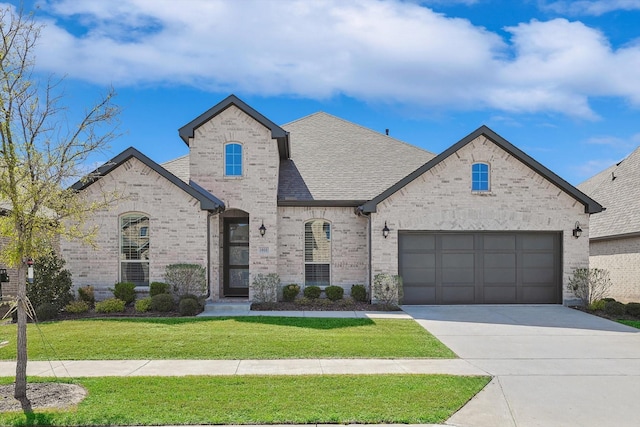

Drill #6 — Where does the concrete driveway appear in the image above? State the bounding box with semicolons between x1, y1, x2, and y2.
402;305;640;427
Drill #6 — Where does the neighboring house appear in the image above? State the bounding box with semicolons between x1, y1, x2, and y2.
578;146;640;302
61;95;603;305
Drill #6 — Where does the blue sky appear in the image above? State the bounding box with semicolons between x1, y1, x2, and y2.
10;0;640;185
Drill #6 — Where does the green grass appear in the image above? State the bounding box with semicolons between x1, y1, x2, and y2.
0;375;490;426
618;320;640;329
0;317;455;359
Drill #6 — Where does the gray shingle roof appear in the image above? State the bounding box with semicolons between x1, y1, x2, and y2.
577;146;640;239
162;155;189;183
278;112;435;202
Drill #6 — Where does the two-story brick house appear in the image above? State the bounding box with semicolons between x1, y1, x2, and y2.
62;95;602;305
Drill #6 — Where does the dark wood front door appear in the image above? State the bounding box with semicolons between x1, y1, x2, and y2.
223;218;250;297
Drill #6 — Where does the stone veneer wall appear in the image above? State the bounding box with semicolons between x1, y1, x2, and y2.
369;135;590;304
590;236;640;303
277;206;369;292
187;105;280;300
60;157;209;300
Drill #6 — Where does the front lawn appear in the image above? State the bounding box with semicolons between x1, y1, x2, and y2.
618;320;640;329
0;375;490;426
0;317;455;359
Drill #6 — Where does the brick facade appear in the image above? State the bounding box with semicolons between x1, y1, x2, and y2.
277;206;369;291
61;157;209;300
369;135;590;304
590;236;640;302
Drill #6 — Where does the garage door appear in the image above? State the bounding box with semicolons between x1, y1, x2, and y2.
399;232;561;304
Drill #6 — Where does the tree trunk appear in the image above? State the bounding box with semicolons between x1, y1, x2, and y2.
14;263;27;400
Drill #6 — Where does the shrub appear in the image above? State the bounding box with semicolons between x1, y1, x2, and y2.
35;303;59;321
604;300;626;316
135;297;152;313
179;298;201;316
350;284;367;302
602;297;617;302
625;302;640;317
282;284;300;302
78;285;95;308
179;294;204;310
372;273;402;308
303;285;321;299
150;282;170;297
251;273;280;303
95;298;125;314
111;282;137;305
151;293;174;312
64;300;89;314
27;250;73;313
164;264;207;298
587;299;606;311
325;285;344;301
567;268;612;306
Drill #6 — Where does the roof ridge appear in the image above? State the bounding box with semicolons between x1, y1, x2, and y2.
283;111;436;156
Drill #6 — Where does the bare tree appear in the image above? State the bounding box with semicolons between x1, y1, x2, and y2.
567;268;613;307
0;6;120;400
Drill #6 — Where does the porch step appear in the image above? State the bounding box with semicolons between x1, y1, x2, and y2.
199;301;251;316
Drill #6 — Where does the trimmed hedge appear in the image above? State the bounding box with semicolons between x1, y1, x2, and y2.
325;285;344;301
351;284;367;302
151;293;174;312
303;285;321;299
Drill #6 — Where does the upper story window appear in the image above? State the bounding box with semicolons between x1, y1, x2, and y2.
471;162;490;192
225;143;243;176
120;213;149;286
304;219;331;287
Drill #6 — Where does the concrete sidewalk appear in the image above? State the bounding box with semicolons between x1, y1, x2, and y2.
0;358;485;377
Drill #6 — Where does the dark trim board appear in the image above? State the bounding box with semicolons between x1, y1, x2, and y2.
399;230;563;305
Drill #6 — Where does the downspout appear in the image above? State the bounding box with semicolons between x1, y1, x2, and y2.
356;205;372;303
206;211;212;301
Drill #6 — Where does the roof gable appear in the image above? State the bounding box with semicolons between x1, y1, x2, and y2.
361;125;603;214
578;145;640;239
72;147;224;212
178;94;290;159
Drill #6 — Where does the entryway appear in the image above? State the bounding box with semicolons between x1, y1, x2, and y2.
223;216;249;297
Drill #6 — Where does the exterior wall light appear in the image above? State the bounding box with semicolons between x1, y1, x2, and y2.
259;221;266;237
382;221;390;239
572;221;582;238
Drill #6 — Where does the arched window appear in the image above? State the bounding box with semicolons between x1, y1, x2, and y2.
304;219;331;286
120;213;149;286
225;143;243;176
471;162;490;191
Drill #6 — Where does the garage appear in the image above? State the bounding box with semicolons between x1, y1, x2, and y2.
399;232;562;305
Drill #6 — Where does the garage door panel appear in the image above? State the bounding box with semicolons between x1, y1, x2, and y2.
399;232;561;305
442;253;474;268
484;253;516;268
484;268;516;284
400;234;435;251
401;253;436;268
522;268;555;284
403;285;436;304
521;286;557;303
522;234;555;250
441;286;475;304
402;268;436;284
441;234;474;250
442;268;475;284
484;235;516;250
484;286;517;304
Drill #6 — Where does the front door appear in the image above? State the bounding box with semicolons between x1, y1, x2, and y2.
223;218;250;297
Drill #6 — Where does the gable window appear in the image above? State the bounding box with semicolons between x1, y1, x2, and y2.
225;143;242;176
120;213;150;286
472;162;490;191
305;220;331;286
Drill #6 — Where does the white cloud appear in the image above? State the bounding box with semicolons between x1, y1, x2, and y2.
19;0;640;119
542;0;640;16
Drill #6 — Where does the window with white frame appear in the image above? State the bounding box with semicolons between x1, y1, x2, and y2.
304;219;331;286
120;213;149;286
225;143;242;176
471;162;490;191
